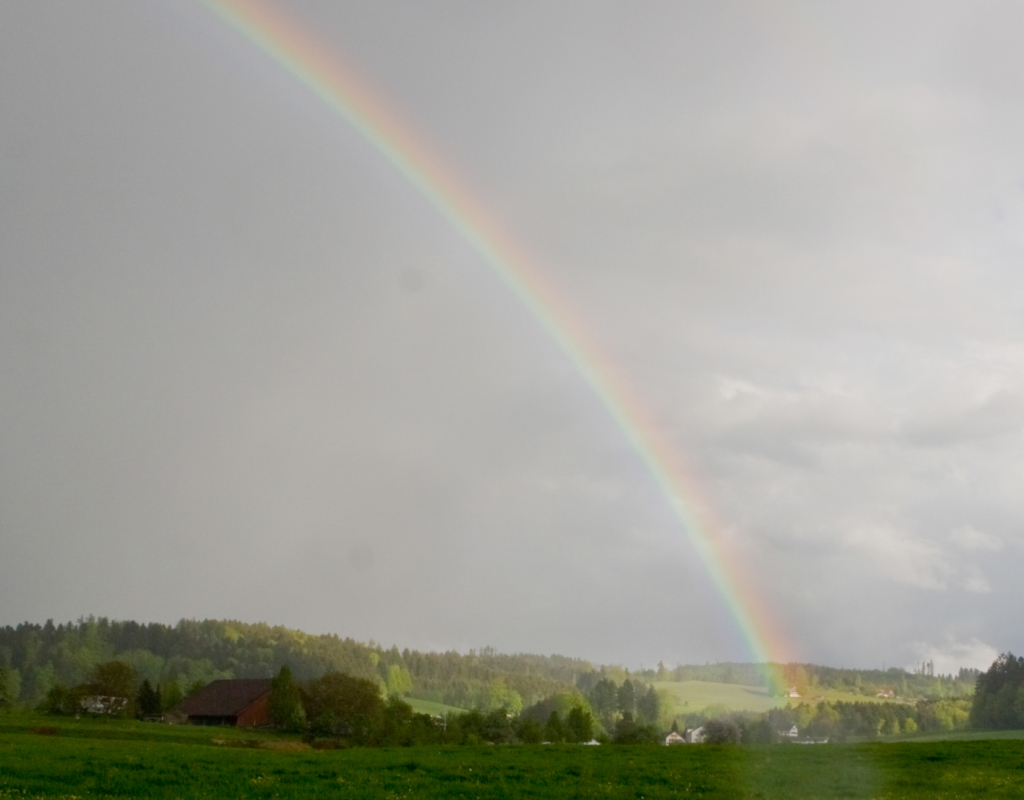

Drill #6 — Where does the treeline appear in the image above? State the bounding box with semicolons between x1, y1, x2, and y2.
970;652;1024;729
0;616;978;714
23;657;973;748
681;698;972;744
30;660;650;747
19;647;1020;746
272;666;652;745
15;649;1019;747
0;618;584;712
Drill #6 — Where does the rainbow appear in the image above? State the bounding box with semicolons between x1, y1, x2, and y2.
196;0;792;671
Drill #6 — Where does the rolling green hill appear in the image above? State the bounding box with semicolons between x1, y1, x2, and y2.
655;680;908;717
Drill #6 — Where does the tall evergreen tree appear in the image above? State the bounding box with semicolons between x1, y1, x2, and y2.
616;679;636;716
137;679;161;718
590;678;617;720
269;665;306;732
637;685;660;724
543;710;564;743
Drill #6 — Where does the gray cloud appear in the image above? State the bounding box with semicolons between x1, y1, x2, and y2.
2;1;1023;672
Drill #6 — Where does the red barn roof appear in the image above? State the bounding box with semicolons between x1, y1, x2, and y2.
175;679;272;718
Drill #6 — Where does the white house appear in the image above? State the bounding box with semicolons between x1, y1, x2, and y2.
665;731;685;745
685;726;706;744
82;695;131;716
778;725;799;739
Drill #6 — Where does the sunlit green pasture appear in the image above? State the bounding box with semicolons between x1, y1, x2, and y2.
3;716;1024;799
0;713;299;746
403;697;464;718
888;728;1024;743
654;680;905;717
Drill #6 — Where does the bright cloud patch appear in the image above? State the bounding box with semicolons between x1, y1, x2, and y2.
845;524;953;591
949;527;1004;553
908;637;1000;675
961;567;992;594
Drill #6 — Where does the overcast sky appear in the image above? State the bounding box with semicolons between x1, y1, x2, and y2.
3;1;1023;674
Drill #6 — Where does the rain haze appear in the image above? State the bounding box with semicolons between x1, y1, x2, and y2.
2;1;1023;675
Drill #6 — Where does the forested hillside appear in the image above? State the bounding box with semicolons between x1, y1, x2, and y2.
0;617;975;712
0;617;582;710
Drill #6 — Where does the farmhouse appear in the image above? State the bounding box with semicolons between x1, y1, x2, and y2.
685;726;706;743
171;679;273;727
664;731;685;745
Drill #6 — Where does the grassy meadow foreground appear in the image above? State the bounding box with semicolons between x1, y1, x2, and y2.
3;716;1024;799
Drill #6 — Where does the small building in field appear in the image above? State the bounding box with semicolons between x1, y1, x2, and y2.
778;725;799;739
787;687;802;698
685;726;705;744
171;679;273;727
665;731;685;745
876;688;895;698
82;695;131;716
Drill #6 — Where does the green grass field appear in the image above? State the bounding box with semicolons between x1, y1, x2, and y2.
403;697;464;718
654;680;905;717
887;728;1024;743
3;714;1024;798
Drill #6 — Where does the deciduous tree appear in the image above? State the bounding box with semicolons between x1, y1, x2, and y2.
304;671;383;742
565;705;594;743
704;718;741;744
83;661;139;717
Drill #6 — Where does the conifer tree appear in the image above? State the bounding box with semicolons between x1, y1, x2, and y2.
269;665;306;732
543;710;564;743
637;685;660;724
137;679;161;718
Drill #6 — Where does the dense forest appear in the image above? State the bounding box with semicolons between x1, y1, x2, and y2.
0;616;977;715
969;652;1024;729
0;617;583;711
2;617;1016;746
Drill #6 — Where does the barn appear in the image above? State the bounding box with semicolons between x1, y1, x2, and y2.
172;679;273;727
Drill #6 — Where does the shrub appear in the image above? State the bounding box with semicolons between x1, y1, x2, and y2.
704;718;741;745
